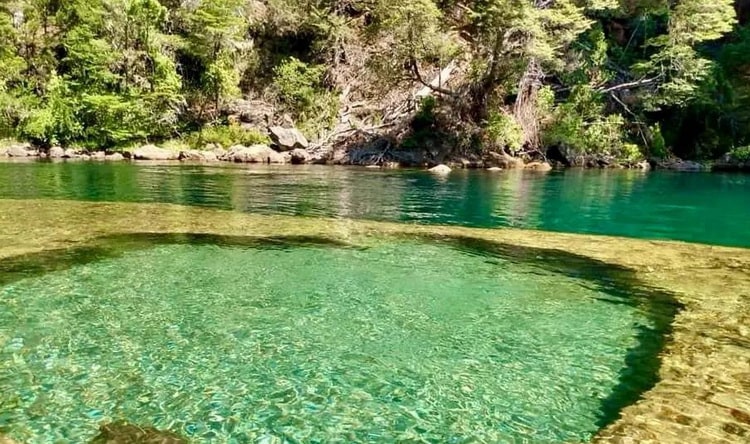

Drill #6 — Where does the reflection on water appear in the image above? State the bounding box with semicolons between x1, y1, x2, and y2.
1;162;749;246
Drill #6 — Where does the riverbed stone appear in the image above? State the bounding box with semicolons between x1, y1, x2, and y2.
105;153;124;161
133;144;178;161
429;164;452;174
525;161;552;172
48;146;65;158
226;144;285;163
269;126;309;151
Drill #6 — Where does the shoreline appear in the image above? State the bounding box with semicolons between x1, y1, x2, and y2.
1;144;746;173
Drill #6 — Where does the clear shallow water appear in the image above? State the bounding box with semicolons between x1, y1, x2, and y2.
0;162;749;247
0;234;674;443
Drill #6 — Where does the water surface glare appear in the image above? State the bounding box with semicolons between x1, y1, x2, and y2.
0;234;675;443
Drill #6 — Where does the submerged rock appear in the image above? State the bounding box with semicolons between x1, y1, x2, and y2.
429;164;452;174
226;144;285;163
525;161;552;172
269;126;309;151
133;144;179;161
48;146;65;158
89;422;187;444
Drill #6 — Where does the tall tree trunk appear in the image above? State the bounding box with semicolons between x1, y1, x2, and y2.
513;58;544;148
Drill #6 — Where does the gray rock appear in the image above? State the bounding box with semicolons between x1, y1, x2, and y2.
49;146;65;158
487;167;503;171
269;126;309;151
7;144;32;157
63;148;78;158
213;148;228;160
226;144;285;163
658;158;704;171
635;160;651;170
90;151;106;160
289;148;310;165
0;147;8;157
429;164;452;175
525;161;552;172
132;144;178;161
105;153;124;161
179;150;218;162
79;154;90;160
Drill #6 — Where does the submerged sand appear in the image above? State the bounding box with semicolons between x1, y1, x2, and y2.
0;199;748;443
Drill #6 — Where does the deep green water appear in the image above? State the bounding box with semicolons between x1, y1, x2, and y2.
0;162;748;247
0;233;676;443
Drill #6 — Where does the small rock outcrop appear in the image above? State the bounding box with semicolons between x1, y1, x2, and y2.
485;151;524;169
525;161;553;172
714;152;750;171
225;144;285;163
288;148;310;165
7;144;33;157
429;164;452;174
48;146;65;158
132;145;178;161
269;126;309;151
179;150;217;162
656;158;705;171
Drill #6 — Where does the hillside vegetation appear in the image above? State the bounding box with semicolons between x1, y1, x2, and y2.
1;0;749;163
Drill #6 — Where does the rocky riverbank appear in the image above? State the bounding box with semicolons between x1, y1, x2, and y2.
1;127;746;172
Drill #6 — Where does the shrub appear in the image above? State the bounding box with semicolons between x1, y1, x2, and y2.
186;125;269;149
485;112;524;154
729;146;750;161
273;57;326;111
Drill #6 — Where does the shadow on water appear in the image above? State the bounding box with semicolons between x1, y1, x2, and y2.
0;231;683;435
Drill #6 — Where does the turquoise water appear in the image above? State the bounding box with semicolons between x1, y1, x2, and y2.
0;162;749;247
0;234;675;443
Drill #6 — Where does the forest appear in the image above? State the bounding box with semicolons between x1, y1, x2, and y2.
1;0;749;164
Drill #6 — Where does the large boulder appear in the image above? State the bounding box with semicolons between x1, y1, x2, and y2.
132;144;178;161
48;146;65;158
269;126;309;151
226;144;285;163
485;151;524;169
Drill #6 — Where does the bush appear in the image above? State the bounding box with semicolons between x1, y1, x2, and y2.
729;146;750;161
273;57;326;111
485;112;524;154
186;125;269;149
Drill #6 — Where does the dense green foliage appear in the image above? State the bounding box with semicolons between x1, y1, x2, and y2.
0;0;746;159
